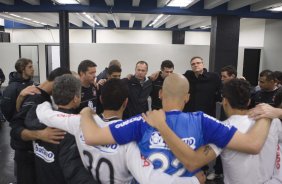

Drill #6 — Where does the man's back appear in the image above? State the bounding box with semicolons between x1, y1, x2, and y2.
109;110;236;177
36;104;200;184
77;116;134;183
221;115;261;184
258;118;282;183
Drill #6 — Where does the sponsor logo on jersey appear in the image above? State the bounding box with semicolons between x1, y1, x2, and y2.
114;116;144;128
79;132;118;153
276;144;281;169
56;113;79;118
149;131;196;149
33;142;55;163
141;155;151;167
94;144;119;154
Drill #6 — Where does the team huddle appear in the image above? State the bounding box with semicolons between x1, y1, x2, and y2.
1;57;282;184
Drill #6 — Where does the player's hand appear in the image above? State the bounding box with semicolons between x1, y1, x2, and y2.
20;85;41;97
142;109;166;129
248;103;279;120
97;79;107;90
149;71;160;81
195;171;206;184
126;74;133;80
80;107;96;115
37;127;65;144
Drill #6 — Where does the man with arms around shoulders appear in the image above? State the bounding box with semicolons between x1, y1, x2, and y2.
144;79;281;183
10;67;70;184
122;60;152;119
183;56;221;116
77;60;98;112
96;64;122;114
79;74;271;178
150;60;174;110
36;77;204;184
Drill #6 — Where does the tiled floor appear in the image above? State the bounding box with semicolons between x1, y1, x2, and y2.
0;120;224;184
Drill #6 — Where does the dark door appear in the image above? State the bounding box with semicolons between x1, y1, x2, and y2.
243;49;261;86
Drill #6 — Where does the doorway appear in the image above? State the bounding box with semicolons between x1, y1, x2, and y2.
242;49;261;86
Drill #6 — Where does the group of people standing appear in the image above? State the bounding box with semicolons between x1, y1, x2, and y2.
0;56;281;184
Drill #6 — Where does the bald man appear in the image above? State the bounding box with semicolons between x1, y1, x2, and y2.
36;74;271;179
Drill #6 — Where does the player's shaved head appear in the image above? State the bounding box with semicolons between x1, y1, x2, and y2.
162;73;189;101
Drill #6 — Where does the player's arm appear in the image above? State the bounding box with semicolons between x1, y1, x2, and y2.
226;117;271;154
249;103;282;120
16;85;40;112
142;110;220;172
80;107;116;145
126;143;204;184
36;102;80;135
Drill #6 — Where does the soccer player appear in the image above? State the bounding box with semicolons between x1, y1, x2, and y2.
78;73;270;177
144;79;282;183
37;77;204;184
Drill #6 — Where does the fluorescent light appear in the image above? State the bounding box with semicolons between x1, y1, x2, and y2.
167;0;194;7
84;13;100;25
54;0;79;4
200;25;211;29
269;6;282;12
149;14;164;26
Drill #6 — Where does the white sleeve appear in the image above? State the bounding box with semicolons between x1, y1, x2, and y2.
264;143;282;184
36;101;80;135
209;144;222;156
125;143;200;184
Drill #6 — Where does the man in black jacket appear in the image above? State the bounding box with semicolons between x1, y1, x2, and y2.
10;68;71;184
183;56;221;116
123;61;152;119
77;60;98;113
1;58;34;122
150;60;174;110
24;74;97;184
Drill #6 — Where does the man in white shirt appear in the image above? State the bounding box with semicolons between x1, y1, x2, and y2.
37;75;203;184
143;78;281;184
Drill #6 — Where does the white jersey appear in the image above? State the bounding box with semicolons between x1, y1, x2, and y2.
221;115;261;184
36;102;200;184
260;119;282;184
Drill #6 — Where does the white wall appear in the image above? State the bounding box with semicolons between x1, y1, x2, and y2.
239;18;265;47
185;31;210;45
96;30;172;44
262;19;282;72
6;29;92;43
0;43;209;86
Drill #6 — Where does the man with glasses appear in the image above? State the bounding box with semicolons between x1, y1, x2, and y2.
183;56;221;117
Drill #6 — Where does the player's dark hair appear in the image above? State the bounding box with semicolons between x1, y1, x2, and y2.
222;79;251;110
101;79;128;110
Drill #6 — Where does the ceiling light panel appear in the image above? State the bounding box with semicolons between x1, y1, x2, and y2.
167;0;195;7
54;0;79;4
